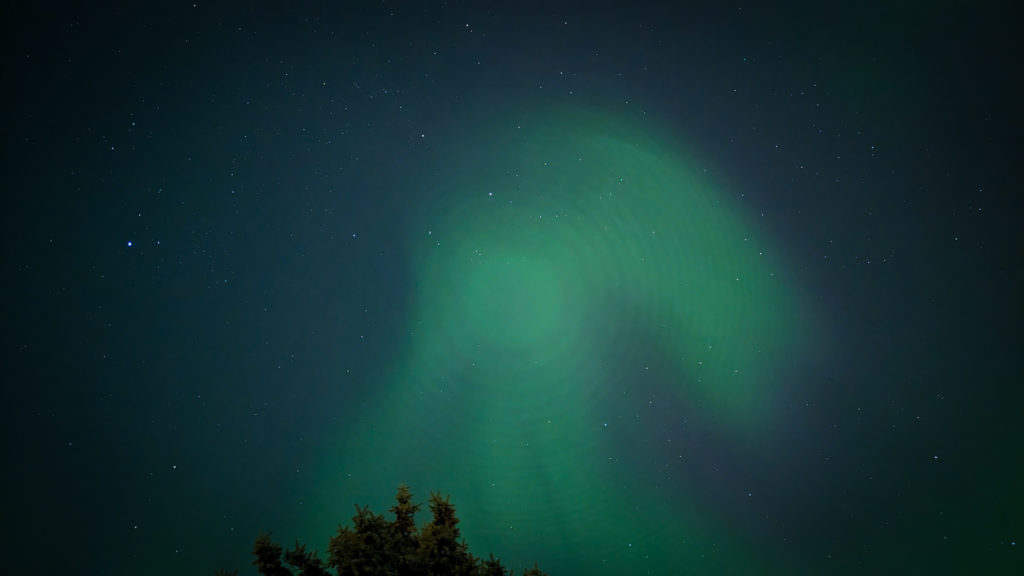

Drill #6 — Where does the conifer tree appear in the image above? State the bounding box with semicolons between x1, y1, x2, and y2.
416;492;474;576
252;533;291;576
389;483;421;575
479;552;509;576
283;541;330;576
219;485;548;576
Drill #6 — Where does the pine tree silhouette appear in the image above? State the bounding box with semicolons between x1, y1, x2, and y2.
229;484;547;576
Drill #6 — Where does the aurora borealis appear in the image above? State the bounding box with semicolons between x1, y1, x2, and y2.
317;106;808;573
404;106;804;426
5;2;1021;575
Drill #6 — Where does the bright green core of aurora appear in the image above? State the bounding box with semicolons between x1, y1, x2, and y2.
317;105;808;575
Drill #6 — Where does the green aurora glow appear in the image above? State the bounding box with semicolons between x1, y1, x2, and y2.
314;105;810;574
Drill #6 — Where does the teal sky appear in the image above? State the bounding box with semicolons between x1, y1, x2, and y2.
5;3;1020;575
308;103;813;574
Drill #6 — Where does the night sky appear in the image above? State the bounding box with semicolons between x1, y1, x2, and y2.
4;2;1021;575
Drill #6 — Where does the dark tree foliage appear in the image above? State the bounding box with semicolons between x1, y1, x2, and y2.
388;484;421;576
479;553;509;576
329;505;394;575
252;533;291;576
283;541;330;576
416;492;474;576
220;484;548;576
520;564;546;576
